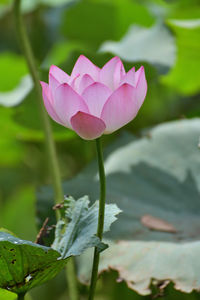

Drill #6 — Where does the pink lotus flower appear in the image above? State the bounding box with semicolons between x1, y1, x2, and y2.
40;55;147;140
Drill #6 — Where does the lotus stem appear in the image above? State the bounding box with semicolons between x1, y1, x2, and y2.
88;138;106;300
17;293;25;300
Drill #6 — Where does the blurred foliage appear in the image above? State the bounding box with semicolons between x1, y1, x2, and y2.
0;186;37;241
0;52;28;91
0;0;200;299
162;19;200;94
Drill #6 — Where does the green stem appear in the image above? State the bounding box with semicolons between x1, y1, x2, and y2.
17;293;25;300
13;0;62;219
13;1;79;300
88;138;106;300
66;259;79;300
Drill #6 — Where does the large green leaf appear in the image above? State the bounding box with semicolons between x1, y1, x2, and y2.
0;232;65;295
99;23;176;68
38;118;200;295
77;119;200;295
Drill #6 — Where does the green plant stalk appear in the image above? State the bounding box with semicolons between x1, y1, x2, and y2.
17;293;25;300
88;138;106;300
13;0;62;218
13;1;79;300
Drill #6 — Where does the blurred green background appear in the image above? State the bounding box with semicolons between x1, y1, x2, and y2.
0;0;200;299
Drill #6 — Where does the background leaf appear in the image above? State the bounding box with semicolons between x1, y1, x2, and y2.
0;53;28;92
38;118;200;295
99;23;176;68
0;75;33;107
0;186;37;241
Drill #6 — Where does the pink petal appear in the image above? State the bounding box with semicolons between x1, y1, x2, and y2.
135;66;144;85
71;55;100;81
71;111;106;140
40;81;63;125
81;82;112;117
54;83;89;129
49;66;70;98
120;67;136;86
68;73;80;90
68;73;92;94
113;59;126;89
135;66;147;108
49;74;61;98
100;57;125;90
101;83;139;134
49;65;70;83
78;74;94;94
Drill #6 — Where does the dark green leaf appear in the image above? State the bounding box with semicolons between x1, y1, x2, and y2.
0;232;65;295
